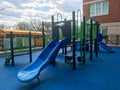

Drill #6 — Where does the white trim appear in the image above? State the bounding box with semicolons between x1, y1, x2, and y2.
84;0;106;5
101;22;120;27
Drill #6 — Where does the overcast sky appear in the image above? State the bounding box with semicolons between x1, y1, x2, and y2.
0;0;83;26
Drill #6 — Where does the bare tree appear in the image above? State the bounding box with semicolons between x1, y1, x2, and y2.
0;23;4;29
30;19;42;31
14;19;42;31
15;22;31;30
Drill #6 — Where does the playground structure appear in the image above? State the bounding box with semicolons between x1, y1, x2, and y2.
16;10;104;83
0;10;114;83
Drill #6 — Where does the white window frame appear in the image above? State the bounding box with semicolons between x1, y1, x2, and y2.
90;0;109;17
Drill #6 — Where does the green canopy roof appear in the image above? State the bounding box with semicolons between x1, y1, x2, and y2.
86;19;96;24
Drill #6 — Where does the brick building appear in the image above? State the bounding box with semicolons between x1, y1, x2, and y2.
83;0;120;36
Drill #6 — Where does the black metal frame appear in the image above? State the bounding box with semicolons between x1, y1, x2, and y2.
10;32;14;66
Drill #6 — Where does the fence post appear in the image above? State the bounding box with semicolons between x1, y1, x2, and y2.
90;19;93;61
10;32;14;66
116;35;119;45
72;11;76;70
29;32;32;63
42;22;45;48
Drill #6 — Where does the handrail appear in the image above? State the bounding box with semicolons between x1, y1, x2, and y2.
57;13;62;22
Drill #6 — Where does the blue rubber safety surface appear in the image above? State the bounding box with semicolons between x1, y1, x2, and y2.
0;47;120;90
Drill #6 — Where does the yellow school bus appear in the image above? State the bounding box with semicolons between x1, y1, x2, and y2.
0;29;44;50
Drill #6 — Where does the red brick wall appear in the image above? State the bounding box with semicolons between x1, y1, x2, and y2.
83;0;120;23
83;2;89;18
83;0;91;3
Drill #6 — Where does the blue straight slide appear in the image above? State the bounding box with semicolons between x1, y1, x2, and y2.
98;41;115;53
17;38;70;83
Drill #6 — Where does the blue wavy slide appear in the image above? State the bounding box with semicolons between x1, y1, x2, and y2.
17;38;70;83
98;41;115;53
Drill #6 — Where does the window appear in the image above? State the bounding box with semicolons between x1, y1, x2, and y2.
100;26;108;36
90;0;109;16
